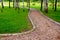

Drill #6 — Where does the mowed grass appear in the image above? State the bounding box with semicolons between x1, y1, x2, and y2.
43;7;60;23
0;7;32;34
42;3;60;23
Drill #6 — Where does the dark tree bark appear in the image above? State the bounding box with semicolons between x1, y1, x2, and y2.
40;0;43;11
28;0;30;11
54;0;57;11
1;0;4;12
27;0;29;7
1;0;4;8
9;0;10;8
13;0;14;8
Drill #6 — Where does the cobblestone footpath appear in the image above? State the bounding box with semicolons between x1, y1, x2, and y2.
0;9;60;40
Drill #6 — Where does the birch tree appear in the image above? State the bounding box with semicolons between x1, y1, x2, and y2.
13;0;19;8
44;0;48;13
52;0;54;9
16;0;20;8
14;0;17;8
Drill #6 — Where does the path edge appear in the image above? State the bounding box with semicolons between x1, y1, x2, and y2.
0;10;36;36
39;10;60;26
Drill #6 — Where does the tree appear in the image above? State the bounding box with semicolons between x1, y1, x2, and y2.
40;0;43;11
13;0;19;8
13;0;14;8
44;0;48;13
14;0;17;8
52;0;54;9
16;0;19;8
27;0;29;7
1;0;4;12
54;0;57;11
28;0;30;11
9;0;10;8
1;0;4;8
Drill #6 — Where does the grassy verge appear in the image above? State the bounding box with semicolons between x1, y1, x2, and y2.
43;7;60;23
0;7;32;34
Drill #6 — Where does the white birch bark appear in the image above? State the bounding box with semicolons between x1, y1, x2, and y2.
16;0;20;8
44;0;48;12
14;0;17;8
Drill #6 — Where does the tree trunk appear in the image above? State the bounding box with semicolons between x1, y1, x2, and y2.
13;0;14;8
14;0;17;8
16;0;19;8
52;0;54;9
27;0;28;7
1;0;4;8
54;0;57;11
9;0;10;8
44;0;48;13
28;0;30;11
40;0;43;11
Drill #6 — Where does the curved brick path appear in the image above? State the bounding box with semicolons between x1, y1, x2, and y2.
0;9;60;40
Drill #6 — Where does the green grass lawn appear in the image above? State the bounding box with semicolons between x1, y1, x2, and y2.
0;7;32;34
43;7;60;23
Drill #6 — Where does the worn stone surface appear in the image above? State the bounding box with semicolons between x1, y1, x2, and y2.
0;9;60;40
